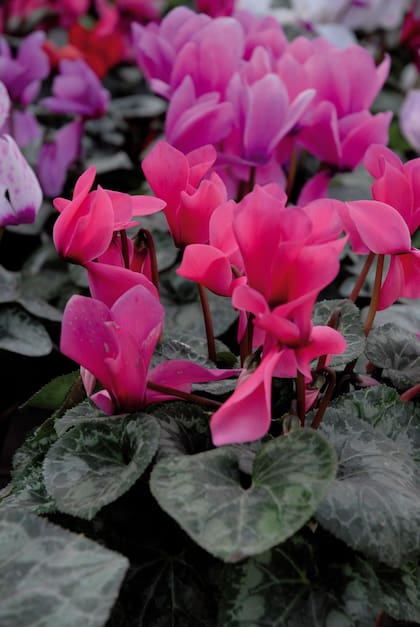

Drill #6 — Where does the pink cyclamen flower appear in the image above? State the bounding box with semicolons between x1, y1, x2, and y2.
0;134;43;227
41;59;110;118
195;0;235;17
61;284;237;415
142;140;227;247
361;143;420;308
211;323;346;445
53;166;165;264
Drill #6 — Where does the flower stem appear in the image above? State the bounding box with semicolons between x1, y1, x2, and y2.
286;147;298;200
120;230;131;269
198;284;216;363
146;380;222;409
136;228;160;292
310;368;336;430
363;254;385;337
349;252;375;302
296;371;307;426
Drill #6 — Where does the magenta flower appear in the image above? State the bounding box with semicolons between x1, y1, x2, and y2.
0;135;43;227
195;0;235;17
361;144;420;308
41;59;110;118
53;166;165;264
211;323;346;445
61;285;237;415
142;140;227;247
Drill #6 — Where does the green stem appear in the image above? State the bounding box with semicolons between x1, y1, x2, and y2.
349;252;375;302
198;283;216;363
310;368;336;430
146;380;222;409
363;254;385;337
296;371;307;427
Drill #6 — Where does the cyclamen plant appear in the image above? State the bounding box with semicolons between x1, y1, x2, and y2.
1;4;420;627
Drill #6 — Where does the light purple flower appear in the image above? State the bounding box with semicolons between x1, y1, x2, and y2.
0;32;49;105
37;119;83;197
41;59;110;119
0;135;42;227
400;89;420;154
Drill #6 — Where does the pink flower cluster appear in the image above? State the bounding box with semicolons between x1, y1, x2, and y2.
132;6;391;195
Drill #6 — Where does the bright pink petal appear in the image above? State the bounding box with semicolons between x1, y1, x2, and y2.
210;349;280;445
85;261;158;308
342;200;411;254
177;244;234;296
147;360;238;404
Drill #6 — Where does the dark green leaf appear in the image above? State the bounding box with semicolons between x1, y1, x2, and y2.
150;429;336;562
316;385;420;567
2;417;58;514
44;414;160;519
54;399;108;436
219;533;377;627
0;265;19;302
366;323;420;389
0;305;52;355
22;371;82;411
152;401;213;460
0;509;128;627
312;299;365;368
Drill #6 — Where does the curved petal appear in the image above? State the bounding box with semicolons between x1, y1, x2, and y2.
210;349;280;445
85;261;158;308
177;244;234;296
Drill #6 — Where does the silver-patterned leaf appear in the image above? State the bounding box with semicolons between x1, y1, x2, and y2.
316;385;420;567
0;305;52;355
0;509;128;627
366;323;420;389
44;414;160;519
312;299;365;368
150;429;336;562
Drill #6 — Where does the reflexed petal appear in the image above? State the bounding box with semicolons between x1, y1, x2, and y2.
85;261;158;308
177;244;234;296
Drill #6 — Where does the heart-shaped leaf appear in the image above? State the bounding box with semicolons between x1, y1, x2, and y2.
0;509;128;627
150;429;336;562
366;323;420;389
316;385;420;567
44;414;159;519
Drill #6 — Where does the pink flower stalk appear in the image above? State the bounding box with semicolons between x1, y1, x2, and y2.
142;140;227;248
210;323;346;445
360;144;420;308
41;59;110;119
53;166;165;264
0;134;43;227
61;284;237;415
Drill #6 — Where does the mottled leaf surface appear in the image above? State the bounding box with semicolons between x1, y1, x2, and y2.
0;305;52;355
366;323;420;389
312;299;365;368
151;429;336;562
316;385;420;567
44;414;159;519
0;509;128;627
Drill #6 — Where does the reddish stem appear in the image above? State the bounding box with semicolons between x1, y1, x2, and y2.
363;254;385;337
400;383;420;403
310;368;336;430
296;371;307;426
146;380;222;409
349;252;375;303
198;284;216;363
